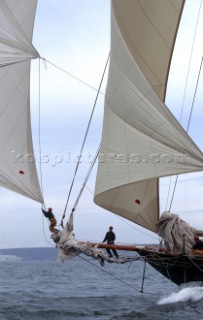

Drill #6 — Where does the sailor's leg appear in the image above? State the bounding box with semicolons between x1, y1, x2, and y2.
106;248;113;257
112;249;119;258
49;218;59;234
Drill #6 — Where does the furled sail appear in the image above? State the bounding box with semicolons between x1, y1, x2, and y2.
0;0;43;202
94;0;203;232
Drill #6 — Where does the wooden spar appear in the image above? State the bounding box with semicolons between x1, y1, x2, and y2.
196;232;203;237
87;242;144;251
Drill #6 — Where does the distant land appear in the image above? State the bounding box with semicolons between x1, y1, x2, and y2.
0;244;155;262
0;247;58;261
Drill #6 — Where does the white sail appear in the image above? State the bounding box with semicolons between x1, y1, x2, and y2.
0;0;39;66
94;0;203;232
0;0;42;202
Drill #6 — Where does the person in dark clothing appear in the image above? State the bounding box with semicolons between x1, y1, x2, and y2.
192;236;203;250
103;226;119;258
42;207;59;234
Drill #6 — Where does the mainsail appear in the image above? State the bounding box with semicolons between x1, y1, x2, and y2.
0;0;42;202
94;0;203;232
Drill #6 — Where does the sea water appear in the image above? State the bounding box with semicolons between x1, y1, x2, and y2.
0;248;202;320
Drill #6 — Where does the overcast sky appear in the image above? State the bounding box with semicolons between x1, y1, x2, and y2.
1;0;203;249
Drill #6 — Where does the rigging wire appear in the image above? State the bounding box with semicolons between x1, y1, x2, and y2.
37;53;110;235
179;0;203;124
65;145;101;229
186;55;203;132
169;55;203;212
78;254;150;294
38;59;54;246
60;52;111;227
72;144;100;211
43;59;105;95
168;0;203;211
165;177;172;211
38;58;45;207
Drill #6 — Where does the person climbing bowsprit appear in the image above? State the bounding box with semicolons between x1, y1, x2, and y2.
42;207;59;234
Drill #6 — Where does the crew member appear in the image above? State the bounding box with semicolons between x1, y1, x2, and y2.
42;207;59;234
103;226;119;258
192;235;203;250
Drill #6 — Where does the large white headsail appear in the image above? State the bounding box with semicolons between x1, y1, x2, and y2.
0;0;43;202
94;0;203;232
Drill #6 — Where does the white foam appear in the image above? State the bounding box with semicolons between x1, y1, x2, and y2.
0;255;21;261
157;286;203;305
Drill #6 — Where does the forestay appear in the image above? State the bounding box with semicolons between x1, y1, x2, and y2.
94;0;203;232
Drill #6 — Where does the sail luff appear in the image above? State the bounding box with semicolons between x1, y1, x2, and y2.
111;0;186;101
162;0;185;102
0;0;43;203
94;0;203;233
